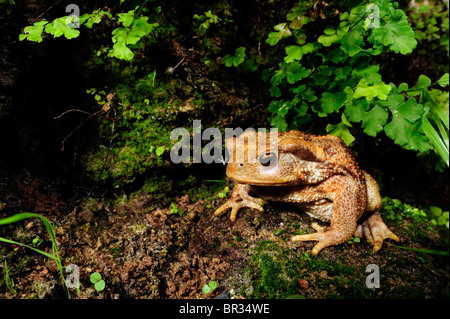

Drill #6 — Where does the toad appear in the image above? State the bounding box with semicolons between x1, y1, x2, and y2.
214;130;399;255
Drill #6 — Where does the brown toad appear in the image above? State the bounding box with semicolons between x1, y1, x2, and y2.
214;130;399;255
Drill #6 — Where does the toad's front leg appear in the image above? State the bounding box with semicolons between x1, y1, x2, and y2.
214;183;267;222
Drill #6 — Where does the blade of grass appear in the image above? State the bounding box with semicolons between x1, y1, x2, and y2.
423;90;449;130
0;212;70;297
422;116;449;166
4;261;17;294
389;243;449;256
0;237;58;260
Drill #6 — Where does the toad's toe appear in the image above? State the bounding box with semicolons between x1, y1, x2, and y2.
355;212;399;252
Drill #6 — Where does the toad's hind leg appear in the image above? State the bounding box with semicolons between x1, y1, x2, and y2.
291;218;357;255
291;177;360;255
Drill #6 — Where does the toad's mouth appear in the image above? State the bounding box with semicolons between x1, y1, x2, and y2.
229;176;297;186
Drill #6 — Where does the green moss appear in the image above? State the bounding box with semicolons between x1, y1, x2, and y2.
83;75;206;187
247;240;358;299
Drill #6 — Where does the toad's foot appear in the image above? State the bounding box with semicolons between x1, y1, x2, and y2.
214;183;267;222
290;226;352;256
355;212;399;252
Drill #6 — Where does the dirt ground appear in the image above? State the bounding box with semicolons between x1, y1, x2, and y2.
0;171;448;299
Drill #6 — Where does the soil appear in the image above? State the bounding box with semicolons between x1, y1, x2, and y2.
0;169;448;299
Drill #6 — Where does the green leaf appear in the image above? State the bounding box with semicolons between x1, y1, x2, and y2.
271;114;288;132
393;97;425;123
266;24;291;46
429;206;443;217
362;105;389;137
384;99;430;152
202;284;211;294
112;42;134;61
208;281;218;291
301;87;317;102
353;79;392;101
340;27;364;56
334;66;352;81
344;98;369;123
266;32;282;46
398;82;409;92
301;43;315;55
284;63;311;84
45;17;80;39
351;65;382;85
284;45;303;63
326;115;355;146
239;59;257;72
155;146;165;156
90;272;102;284
95;280;106;291
368;9;417;55
325;47;344;64
223;47;246;67
118;11;135;27
19;20;49;42
318;33;340;47
437;73;449;87
408;75;432;96
319;92;347;114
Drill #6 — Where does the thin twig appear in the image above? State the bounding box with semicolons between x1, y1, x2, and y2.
56;109;105;151
53;109;93;119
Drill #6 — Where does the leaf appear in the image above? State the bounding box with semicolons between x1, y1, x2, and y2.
318;33;340;47
239;59;258;73
208;281;218;291
155;146;165;156
384;99;430;152
266;32;283;46
266;24;291;46
353;79;392;101
325;47;344;64
362;104;389;137
301;43;315;55
340;27;364;56
112;42;134;61
45;17;80;39
393;97;425;123
284;63;311;84
118;11;135;27
334;66;352;81
326;115;355;146
223;47;246;67
344;98;369;123
19;20;49;42
284;45;303;63
368;9;417;55
95;280;106;291
398;82;409;92
437;73;449;87
112;27;128;43
90;272;102;284
319;92;347;114
351;64;382;85
202;284;211;294
271;114;288;132
301;87;317;102
408;75;432;96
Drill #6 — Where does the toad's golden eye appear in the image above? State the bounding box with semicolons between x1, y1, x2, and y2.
259;152;277;167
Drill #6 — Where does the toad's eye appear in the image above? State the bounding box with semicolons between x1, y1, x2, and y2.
259;152;277;167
